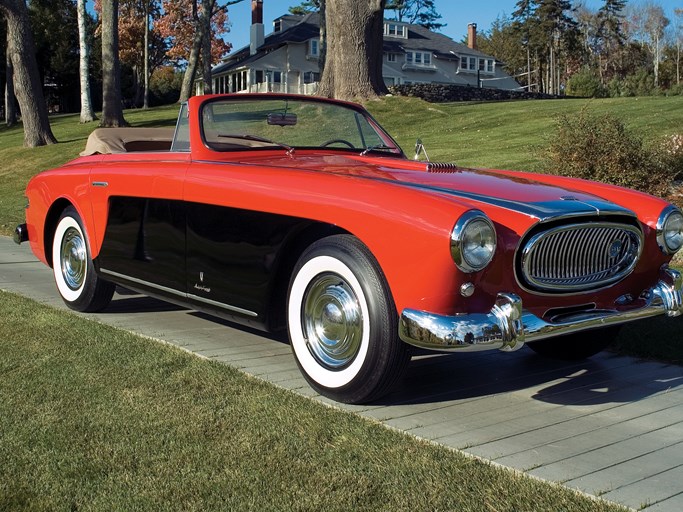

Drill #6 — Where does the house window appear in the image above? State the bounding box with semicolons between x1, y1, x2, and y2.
386;53;397;63
406;51;432;67
273;19;282;32
384;77;397;86
384;23;406;38
479;59;486;71
308;39;319;57
303;71;320;84
486;59;494;73
469;57;477;71
460;56;468;70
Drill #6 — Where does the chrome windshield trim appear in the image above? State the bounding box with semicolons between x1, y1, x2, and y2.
99;268;258;317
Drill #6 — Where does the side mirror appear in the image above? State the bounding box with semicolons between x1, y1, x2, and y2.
414;138;429;161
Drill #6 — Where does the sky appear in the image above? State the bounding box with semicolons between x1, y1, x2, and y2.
225;0;682;53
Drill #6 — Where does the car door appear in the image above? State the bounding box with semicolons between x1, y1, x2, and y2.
91;154;189;295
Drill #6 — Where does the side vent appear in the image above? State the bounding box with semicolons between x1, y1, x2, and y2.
426;162;459;173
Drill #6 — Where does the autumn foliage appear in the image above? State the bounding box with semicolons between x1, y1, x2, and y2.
94;0;231;66
156;0;231;64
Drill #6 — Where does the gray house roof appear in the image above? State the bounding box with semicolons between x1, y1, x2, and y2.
213;13;321;75
213;13;503;75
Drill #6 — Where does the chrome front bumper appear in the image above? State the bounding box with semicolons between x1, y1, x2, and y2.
399;268;683;352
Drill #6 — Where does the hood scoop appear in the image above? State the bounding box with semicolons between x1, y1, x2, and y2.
426;162;460;173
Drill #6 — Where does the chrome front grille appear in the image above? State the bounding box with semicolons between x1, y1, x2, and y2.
519;222;642;292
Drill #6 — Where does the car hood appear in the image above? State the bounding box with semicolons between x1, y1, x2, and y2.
238;153;636;222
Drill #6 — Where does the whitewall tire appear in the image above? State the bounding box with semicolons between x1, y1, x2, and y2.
287;235;410;404
52;207;115;312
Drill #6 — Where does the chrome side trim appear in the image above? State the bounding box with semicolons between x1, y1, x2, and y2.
399;268;683;352
99;268;258;317
187;293;258;317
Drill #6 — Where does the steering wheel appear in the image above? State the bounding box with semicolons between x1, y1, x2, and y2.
321;139;355;148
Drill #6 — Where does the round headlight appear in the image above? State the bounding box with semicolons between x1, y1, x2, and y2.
451;210;497;273
657;206;683;254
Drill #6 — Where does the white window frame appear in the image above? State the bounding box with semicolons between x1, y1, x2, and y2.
405;51;433;68
384;23;407;38
386;53;397;63
308;39;319;57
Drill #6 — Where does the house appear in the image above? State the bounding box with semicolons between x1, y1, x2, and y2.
207;0;521;95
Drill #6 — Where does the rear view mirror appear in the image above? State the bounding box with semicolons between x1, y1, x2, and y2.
267;113;298;126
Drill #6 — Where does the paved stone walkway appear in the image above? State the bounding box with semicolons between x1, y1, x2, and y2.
2;236;683;511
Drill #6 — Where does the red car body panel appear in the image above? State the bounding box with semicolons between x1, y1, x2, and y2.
22;94;674;321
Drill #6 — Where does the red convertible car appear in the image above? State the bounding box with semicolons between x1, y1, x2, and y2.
15;94;683;403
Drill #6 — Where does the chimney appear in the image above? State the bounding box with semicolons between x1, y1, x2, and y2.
250;0;264;56
467;23;477;50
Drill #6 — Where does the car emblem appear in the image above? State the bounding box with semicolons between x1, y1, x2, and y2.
609;239;623;258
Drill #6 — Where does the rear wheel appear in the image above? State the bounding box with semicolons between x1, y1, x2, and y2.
526;326;621;360
52;206;115;312
287;235;410;404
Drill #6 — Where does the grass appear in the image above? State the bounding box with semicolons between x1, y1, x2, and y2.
3;96;683;235
0;290;626;512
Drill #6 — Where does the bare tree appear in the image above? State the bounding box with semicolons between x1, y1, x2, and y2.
143;0;150;108
101;0;127;126
675;8;683;85
0;0;56;146
629;2;669;87
77;0;96;122
318;0;387;100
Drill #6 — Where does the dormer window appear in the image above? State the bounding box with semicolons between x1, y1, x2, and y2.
405;51;432;67
384;22;407;38
274;19;282;32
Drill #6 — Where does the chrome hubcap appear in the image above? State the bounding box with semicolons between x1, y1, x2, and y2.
302;273;363;369
60;227;86;290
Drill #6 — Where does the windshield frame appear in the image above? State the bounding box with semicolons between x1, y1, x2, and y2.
197;95;405;158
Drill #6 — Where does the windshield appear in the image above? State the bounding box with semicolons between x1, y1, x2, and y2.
199;97;403;156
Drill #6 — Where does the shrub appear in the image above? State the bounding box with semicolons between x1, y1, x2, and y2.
620;70;655;97
566;68;606;98
539;110;676;197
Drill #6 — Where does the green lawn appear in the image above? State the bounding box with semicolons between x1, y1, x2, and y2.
0;290;625;512
2;95;683;235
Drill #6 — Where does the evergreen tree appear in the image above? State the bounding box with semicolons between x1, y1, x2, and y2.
385;1;444;31
596;0;627;81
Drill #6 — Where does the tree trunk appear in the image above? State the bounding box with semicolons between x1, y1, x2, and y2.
77;0;96;122
101;0;127;127
318;0;387;101
0;0;56;146
200;0;215;95
5;41;17;127
179;0;202;102
143;0;150;109
318;0;327;81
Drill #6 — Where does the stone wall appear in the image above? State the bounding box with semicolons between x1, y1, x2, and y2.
388;83;559;102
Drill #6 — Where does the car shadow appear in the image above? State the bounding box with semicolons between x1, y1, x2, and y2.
100;290;683;408
374;348;683;407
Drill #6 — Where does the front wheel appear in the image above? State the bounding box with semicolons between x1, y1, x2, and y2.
287;235;410;404
526;326;621;360
52;206;115;312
